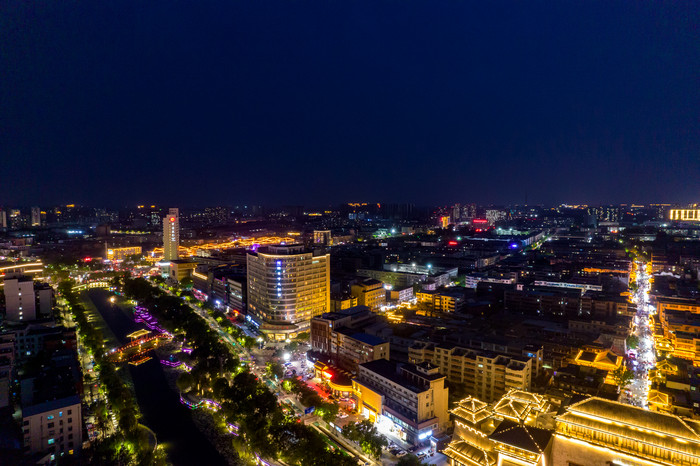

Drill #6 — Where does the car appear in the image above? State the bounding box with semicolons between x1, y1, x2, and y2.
417;452;427;459
395;450;407;457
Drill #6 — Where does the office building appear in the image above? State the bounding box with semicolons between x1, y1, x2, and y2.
164;260;197;283
163;207;179;261
310;306;374;353
485;209;507;225
351;278;386;311
226;275;247;314
247;244;330;340
353;360;449;445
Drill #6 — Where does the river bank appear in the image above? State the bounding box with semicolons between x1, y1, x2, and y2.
84;289;229;466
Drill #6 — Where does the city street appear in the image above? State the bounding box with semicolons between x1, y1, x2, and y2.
621;262;656;408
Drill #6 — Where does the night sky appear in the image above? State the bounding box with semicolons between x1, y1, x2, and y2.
2;1;699;207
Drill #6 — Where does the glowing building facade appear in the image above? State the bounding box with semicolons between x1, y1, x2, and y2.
105;246;142;262
670;209;700;221
246;244;329;340
162;208;179;261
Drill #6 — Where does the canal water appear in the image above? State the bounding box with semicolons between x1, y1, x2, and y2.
85;289;228;466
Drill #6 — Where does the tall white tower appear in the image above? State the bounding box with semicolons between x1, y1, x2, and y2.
163;208;179;261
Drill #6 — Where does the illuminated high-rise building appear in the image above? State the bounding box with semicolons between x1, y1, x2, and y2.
162;208;179;261
247;244;330;340
30;207;41;227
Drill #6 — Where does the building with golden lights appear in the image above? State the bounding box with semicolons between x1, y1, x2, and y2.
246;244;329;340
444;390;554;466
162;208;179;261
350;278;386;311
552;397;700;466
445;392;700;466
653;297;700;365
105;246;142;262
669;208;700;221
409;342;541;403
330;293;358;311
571;344;623;384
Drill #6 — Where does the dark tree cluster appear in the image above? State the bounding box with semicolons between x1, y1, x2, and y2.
119;277;357;465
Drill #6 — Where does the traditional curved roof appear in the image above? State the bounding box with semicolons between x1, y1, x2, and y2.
492;397;530;422
443;440;497;466
655;358;678;373
489;419;552;454
559;397;700;442
647;389;670;407
451;396;491;424
504;389;546;407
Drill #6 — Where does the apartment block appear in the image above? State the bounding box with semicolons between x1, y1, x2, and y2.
353;360;449;444
351;278;386;311
330;293;358;311
416;287;465;313
4;274;54;321
310;306;388;374
409;342;535;403
22;395;82;460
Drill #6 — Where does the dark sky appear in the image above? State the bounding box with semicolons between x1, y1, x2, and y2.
2;1;699;207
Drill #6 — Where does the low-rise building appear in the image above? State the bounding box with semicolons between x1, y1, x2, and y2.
387;286;414;304
161;259;197;283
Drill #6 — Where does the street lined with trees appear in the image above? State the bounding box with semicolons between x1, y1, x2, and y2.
118;276;359;465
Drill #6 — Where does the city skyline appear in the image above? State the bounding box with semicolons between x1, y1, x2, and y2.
2;2;699;207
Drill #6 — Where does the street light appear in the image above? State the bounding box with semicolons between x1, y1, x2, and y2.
283;352;291;362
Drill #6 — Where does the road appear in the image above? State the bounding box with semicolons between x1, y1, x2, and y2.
621;262;656;408
156;285;376;464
